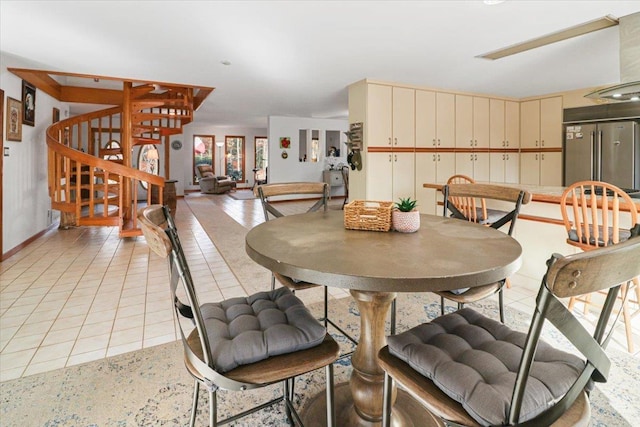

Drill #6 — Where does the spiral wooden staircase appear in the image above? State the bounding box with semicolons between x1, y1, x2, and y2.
8;68;214;237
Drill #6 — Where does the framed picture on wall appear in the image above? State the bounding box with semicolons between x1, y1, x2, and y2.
52;107;60;124
6;97;23;141
22;80;36;126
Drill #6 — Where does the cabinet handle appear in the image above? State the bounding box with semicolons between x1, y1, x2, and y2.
388;137;392;145
394;154;397;162
502;141;505;147
470;140;473;147
437;139;441;146
541;140;545;147
433;154;436;161
432;138;436;146
388;154;392;162
437;154;441;161
474;154;478;161
535;140;538;146
506;140;509;147
535;154;538;160
502;154;505;160
506;154;509;160
394;137;398;146
474;140;478;146
541;154;545;160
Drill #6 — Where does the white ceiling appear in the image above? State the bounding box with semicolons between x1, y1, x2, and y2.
2;1;639;128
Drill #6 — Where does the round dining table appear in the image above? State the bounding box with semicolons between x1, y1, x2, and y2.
245;210;523;426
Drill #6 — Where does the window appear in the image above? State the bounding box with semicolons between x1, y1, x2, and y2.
225;136;245;182
193;135;214;183
255;136;268;182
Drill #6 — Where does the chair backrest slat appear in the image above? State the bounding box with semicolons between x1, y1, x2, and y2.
257;182;329;221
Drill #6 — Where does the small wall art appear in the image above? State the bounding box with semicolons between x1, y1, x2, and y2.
52;107;60;124
22;80;36;126
279;137;291;149
6;97;22;141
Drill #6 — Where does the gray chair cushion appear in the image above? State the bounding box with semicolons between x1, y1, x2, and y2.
568;225;631;247
200;287;325;373
387;308;584;426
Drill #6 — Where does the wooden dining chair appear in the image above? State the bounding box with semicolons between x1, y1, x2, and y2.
257;182;358;348
379;235;640;427
560;180;639;352
440;183;531;322
138;205;339;427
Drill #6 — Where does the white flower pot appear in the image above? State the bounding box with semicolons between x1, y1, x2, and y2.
392;210;420;233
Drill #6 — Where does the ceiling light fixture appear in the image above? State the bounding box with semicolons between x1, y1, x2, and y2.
477;15;618;60
220;60;231;66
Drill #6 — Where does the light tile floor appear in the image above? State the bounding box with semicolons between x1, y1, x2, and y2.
1;191;637;382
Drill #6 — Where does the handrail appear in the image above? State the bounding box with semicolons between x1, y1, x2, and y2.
46;106;165;236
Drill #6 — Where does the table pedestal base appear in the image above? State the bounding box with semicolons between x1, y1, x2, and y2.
301;382;443;427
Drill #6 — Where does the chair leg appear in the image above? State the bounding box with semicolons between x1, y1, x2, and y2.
284;380;293;424
621;283;634;353
325;363;336;427
190;379;199;427
440;296;445;316
390;299;396;335
270;273;276;291
505;277;512;289
568;296;577;312
498;288;505;323
382;372;393;427
324;286;329;328
209;388;217;427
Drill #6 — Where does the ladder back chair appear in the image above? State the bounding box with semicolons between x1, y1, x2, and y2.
440;183;531;322
379;234;640;427
560;180;639;352
138;205;339;427
257;182;358;348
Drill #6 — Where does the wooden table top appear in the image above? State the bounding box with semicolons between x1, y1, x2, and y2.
245;210;522;293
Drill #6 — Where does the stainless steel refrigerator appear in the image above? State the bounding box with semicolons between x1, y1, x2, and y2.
563;121;640;190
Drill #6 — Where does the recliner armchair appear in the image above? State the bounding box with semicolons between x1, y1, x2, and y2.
195;165;236;194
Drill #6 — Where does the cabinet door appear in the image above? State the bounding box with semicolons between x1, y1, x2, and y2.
490;152;506;183
489;99;505;149
539;152;562;186
367;152;393;199
415;153;437;215
520;152;540;185
473;97;490;148
393;153;415;200
436;152;456;182
520;100;540;149
367;84;392;148
540;97;562;148
474;152;491;182
436;92;455;148
392;87;415;148
415;90;436;148
505;101;520;148
455;95;473;148
455;152;474;178
504;152;520;184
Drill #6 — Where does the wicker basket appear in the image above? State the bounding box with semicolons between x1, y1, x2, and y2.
344;200;393;232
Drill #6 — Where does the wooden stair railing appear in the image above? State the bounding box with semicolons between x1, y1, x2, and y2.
46;107;166;238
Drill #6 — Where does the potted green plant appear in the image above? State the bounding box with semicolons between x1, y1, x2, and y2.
392;197;420;233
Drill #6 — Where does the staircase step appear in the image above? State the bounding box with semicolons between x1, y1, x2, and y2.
132;112;192;122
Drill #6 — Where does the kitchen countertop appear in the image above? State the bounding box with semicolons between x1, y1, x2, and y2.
422;182;640;210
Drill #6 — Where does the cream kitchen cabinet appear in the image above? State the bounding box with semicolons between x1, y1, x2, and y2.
520;152;562;186
367;152;415;201
415;152;455;215
520;97;562;149
490;100;519;149
455;152;490;182
366;84;415;148
490;152;520;183
416;90;455;148
455;95;489;148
